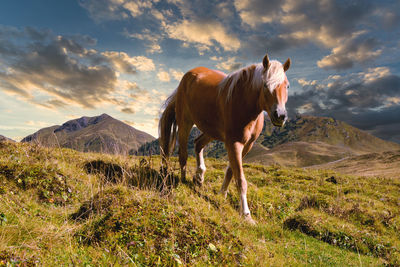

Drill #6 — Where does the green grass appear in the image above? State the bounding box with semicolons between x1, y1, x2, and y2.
0;141;399;266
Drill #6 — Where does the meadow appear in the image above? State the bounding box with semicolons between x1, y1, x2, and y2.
0;141;399;266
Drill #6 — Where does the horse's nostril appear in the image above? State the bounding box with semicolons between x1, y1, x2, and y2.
279;114;286;121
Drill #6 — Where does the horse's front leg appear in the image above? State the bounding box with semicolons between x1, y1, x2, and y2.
226;141;255;224
220;141;255;198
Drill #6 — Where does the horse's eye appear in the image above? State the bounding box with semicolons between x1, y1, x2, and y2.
287;84;290;89
263;82;267;88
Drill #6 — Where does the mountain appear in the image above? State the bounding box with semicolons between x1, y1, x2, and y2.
21;114;155;155
137;115;400;167
259;115;398;153
0;135;14;142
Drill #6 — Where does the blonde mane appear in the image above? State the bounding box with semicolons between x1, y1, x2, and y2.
218;60;286;102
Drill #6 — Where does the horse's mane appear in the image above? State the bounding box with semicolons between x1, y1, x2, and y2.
218;60;285;102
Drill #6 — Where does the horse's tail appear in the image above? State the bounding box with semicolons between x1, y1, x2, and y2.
159;89;178;163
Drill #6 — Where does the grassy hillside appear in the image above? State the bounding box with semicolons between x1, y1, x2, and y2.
22;114;155;155
0;140;399;265
310;150;400;178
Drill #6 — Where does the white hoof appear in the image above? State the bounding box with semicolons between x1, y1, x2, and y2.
244;214;256;225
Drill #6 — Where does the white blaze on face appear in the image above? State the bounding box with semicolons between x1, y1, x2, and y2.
263;60;286;94
275;78;289;119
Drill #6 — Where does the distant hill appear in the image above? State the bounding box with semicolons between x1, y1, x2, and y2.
0;135;14;142
21;114;155;155
244;141;354;167
135;127;227;158
137;115;400;167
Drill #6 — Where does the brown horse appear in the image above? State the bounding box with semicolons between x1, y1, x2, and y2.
159;53;291;223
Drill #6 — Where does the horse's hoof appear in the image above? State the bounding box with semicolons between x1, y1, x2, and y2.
192;177;203;187
219;190;228;199
244;214;256;225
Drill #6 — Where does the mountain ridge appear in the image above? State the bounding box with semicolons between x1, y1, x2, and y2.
0;135;14;142
21;114;155;155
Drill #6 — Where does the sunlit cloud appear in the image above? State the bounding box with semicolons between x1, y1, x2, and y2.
165;19;241;52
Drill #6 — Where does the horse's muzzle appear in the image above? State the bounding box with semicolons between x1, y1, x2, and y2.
271;110;287;127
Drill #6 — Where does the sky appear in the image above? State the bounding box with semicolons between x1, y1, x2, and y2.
0;0;399;143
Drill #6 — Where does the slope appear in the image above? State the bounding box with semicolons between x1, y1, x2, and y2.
0;141;399;265
21;113;154;155
0;135;14;142
309;149;400;178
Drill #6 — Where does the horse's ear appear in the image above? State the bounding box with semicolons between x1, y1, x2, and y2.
263;53;269;69
283;58;291;72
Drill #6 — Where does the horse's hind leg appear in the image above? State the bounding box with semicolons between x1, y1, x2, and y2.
178;121;193;183
220;166;233;197
193;133;212;186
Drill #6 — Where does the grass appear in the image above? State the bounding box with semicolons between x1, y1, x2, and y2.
0;141;399;266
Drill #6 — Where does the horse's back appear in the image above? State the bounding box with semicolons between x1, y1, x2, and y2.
176;67;227;141
185;67;226;87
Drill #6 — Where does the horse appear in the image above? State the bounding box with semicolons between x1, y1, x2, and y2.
159;53;291;223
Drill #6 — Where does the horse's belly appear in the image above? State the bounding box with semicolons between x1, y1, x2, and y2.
186;89;224;141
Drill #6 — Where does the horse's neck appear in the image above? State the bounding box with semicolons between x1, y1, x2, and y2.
229;81;263;121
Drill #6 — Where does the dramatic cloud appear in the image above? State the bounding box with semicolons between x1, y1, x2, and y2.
235;0;390;69
317;32;382;70
0;26;154;111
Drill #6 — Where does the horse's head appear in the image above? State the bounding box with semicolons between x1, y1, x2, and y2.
260;53;291;127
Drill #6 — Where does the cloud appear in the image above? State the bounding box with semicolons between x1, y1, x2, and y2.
79;0;157;21
156;69;184;82
234;0;282;28
236;0;388;70
157;70;171;82
102;51;155;72
165;19;240;52
317;32;382;70
25;120;53;127
124;29;163;54
0;26;155;112
170;69;184;81
0;33;117;109
215;57;243;72
121;107;135;114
